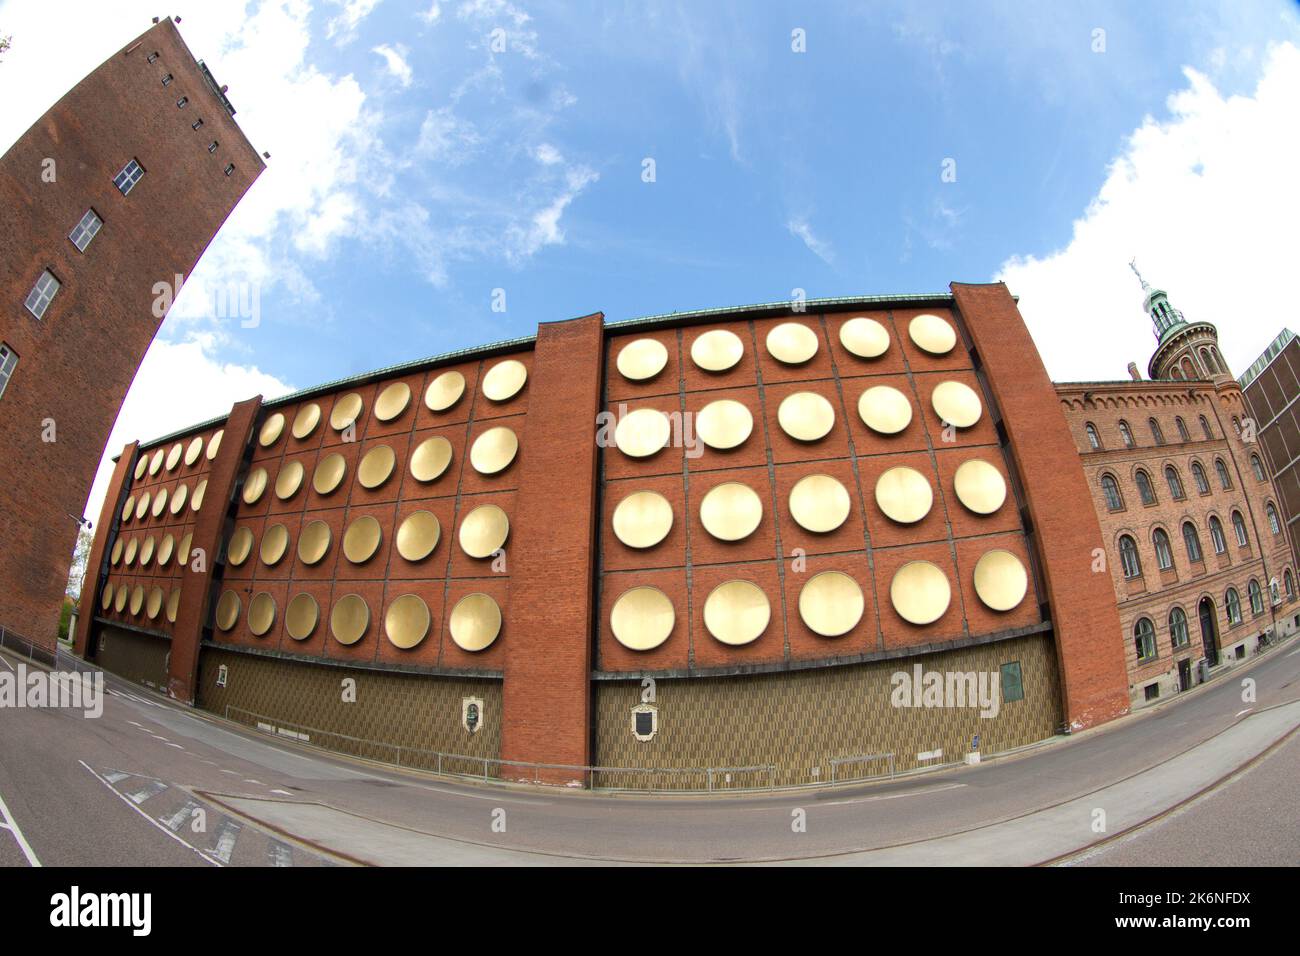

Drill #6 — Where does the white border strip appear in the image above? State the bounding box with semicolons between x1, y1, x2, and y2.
78;761;222;866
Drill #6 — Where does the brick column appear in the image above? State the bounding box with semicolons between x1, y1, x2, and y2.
167;395;261;703
72;440;139;659
951;282;1130;729
499;314;604;783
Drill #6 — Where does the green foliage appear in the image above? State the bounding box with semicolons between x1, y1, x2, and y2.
58;596;74;641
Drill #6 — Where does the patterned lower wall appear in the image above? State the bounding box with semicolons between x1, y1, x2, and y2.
94;624;170;692
594;633;1063;789
197;648;502;773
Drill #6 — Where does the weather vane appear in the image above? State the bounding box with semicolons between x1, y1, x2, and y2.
1129;257;1151;292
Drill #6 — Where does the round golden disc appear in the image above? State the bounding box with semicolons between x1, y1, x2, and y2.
342;515;383;564
953;459;1007;514
799;571;865;637
932;380;982;428
909;313;957;355
358;444;396;489
135;492;150;521
385;593;431;649
857;385;913;434
696;399;753;450
139;535;155;566
227;526;254;566
292;402;321;439
101;584;114;611
129;585;145;616
458;504;509;559
690;329;744;372
330;594;370;645
248;592;277;637
703;580;770;646
185;435;203;466
612;491;674;549
875;466;933;524
124;537;138;565
259;413;285;448
166;588;181;624
170;482;189;514
777;391;835;442
111;539;123;565
191;478;207;513
610;586;675;651
409;436;453;482
766;322;819;364
146;586;164;620
206;429;224;461
177;532;193;566
312;453;346;495
149;448;164;476
890;560;951;625
242;467;268;505
151;487;168;518
396;510;441;562
114;587;128;613
482;359;528;402
973;549;1028;612
615;407;671;458
449;593;502;651
260;524;290;566
297;520;332;565
425;371;466;412
699;481;763;541
121;496;135;523
133;456;147;480
157;533;175;567
330;392;364;431
285;593;319;640
374;382;411;422
839;317;891;358
789;474;851;533
470;426;519;475
165;442;183;471
275;460;305;500
616;338;669;381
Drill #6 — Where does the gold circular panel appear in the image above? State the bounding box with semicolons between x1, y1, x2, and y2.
248;592;277;636
285;593;319;641
890;560;952;625
206;429;224;460
449;593;502;652
409;436;453;483
170;482;189;514
610;586;674;651
375;381;411;422
135;492;150;521
166;443;183;471
330;594;369;645
690;329;744;372
458;504;509;559
275;460;305;500
857;385;913;435
765;322;819;364
226;527;254;566
875;466;933;524
149;449;164;476
974;549;1028;612
121;496;135;523
260;524;290;566
166;588;181;623
789;474;851;533
699;481;763;541
330;392;364;431
215;591;241;631
612;491;673;549
101;584;114;611
185;436;203;466
139;535;155;566
146;586;164;620
129;585;145;616
932;380;982;428
178;533;193;566
615;408;671;458
313;453;347;495
385;594;431;650
396;511;440;562
425;371;466;412
470;426;519;475
157;533;175;567
342;516;382;564
909;313;957;355
297;520;332;565
110;539;123;565
124;538;138;565
953;459;1007;515
358;445;396;489
259;413;285;447
777;391;835;442
703;580;770;646
134;457;147;481
798;571;865;637
151;487;168;518
292;403;321;439
696;400;753;450
113;587;128;613
242;467;268;505
482;359;528;402
616;339;669;381
191;479;207;513
839;317;891;358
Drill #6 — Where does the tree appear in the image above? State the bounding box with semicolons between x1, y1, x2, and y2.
0;36;11;63
65;525;94;603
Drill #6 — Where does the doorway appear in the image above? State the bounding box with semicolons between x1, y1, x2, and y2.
1178;658;1192;692
1198;597;1220;667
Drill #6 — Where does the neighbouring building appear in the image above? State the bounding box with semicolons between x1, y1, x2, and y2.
1240;328;1300;569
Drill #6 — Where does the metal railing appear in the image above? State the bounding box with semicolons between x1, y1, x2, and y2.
0;624;58;667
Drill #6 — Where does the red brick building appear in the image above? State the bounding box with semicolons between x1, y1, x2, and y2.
0;18;263;651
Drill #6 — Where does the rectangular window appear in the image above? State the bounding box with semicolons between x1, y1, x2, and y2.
1144;683;1159;701
114;158;145;195
146;51;159;64
0;344;17;401
1000;662;1024;703
68;209;103;252
208;141;219;153
1136;632;1156;661
224;163;235;176
24;270;60;320
176;96;188;109
161;73;173;86
192;118;204;131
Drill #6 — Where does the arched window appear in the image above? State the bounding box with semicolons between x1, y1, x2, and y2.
1134;617;1157;662
1249;579;1264;615
1225;587;1242;625
1267;502;1281;535
1119;535;1142;578
1214;348;1229;375
1270;578;1280;606
1252;455;1266;481
1149;418;1165;445
1200;348;1216;374
1085;422;1102;450
1135;469;1156;505
1101;474;1123;511
1176;416;1190;442
1286;569;1295;600
1232;416;1241;437
1199;415;1213;440
1191;461;1210;494
1165;466;1185;500
1169;606;1189;647
1231;510;1248;547
1153;528;1174;570
1182;358;1195;380
1119;420;1135;448
1214;458;1231;490
1209;516;1227;554
1183;522;1203;562
1172;367;1184;381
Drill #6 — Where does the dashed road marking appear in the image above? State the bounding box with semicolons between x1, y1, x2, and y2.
267;840;294;867
161;800;201;833
211;820;241;865
78;761;221;866
270;789;294;796
126;781;168;805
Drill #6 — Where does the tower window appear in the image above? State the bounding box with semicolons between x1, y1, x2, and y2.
68;209;103;252
1199;415;1213;440
1214;458;1231;490
192;118;204;131
208;141;219;153
1135;469;1156;506
146;52;159;64
1101;474;1123;511
1085;422;1101;450
162;73;173;86
0;344;17;401
24;270;61;320
224;163;235;176
1267;502;1281;535
177;96;188;108
1149;418;1165;445
1252;455;1266;481
1119;419;1134;448
1176;416;1190;442
114;158;145;195
1165;465;1185;500
1192;461;1210;494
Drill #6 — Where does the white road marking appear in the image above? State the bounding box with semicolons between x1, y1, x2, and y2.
219;770;239;776
243;779;263;785
161;800;201;833
166;743;185;750
1236;708;1254;717
267;840;293;867
126;781;168;804
0;655;13;671
79;761;221;866
0;791;41;866
102;771;131;784
270;789;294;796
211;820;241;864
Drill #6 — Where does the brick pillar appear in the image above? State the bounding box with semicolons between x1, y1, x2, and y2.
167;395;261;703
72;441;139;659
951;282;1130;730
500;314;604;783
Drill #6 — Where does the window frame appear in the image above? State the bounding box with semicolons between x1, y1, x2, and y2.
1183;522;1203;563
1134;617;1157;662
68;208;103;253
114;158;145;196
1153;528;1174;571
0;343;18;401
24;269;61;320
1119;535;1142;579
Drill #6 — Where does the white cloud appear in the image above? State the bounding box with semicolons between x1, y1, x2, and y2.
415;107;481;161
997;42;1300;382
534;142;563;165
786;217;834;265
327;0;383;44
505;165;598;262
417;2;442;24
372;42;413;87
